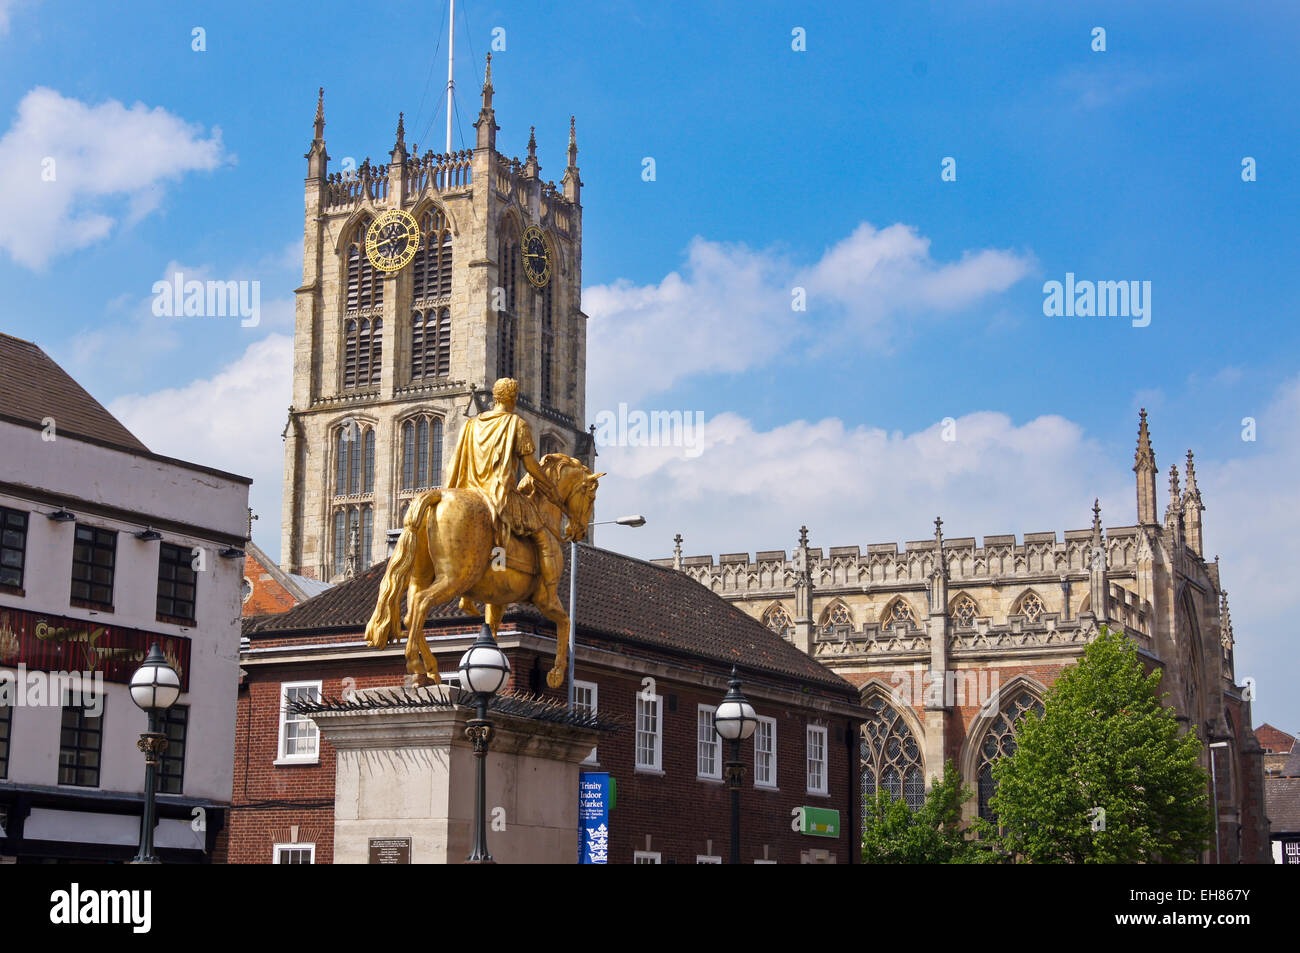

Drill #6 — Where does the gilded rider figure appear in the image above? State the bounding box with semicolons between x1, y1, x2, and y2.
445;377;565;603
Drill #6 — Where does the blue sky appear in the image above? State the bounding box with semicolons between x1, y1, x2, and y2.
1;1;1297;730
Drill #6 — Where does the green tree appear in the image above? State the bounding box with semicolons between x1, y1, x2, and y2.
861;759;997;863
988;626;1213;863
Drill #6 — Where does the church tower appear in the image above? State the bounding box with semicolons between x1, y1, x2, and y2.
281;65;589;579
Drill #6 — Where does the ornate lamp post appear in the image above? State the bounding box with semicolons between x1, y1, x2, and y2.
1209;740;1229;864
567;515;645;707
459;625;511;864
714;666;758;864
128;643;181;864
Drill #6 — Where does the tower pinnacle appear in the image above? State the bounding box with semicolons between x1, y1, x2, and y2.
1134;408;1159;524
313;86;325;141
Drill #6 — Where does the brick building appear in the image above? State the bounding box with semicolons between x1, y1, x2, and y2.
240;540;330;617
229;543;861;864
1256;723;1296;777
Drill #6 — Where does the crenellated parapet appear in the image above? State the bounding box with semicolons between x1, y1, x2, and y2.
665;526;1145;597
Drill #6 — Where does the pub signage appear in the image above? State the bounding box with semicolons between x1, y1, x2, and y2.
0;607;191;691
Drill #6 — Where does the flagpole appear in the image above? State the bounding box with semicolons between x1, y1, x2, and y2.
446;0;455;154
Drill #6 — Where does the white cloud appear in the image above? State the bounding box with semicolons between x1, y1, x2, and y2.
595;409;1127;561
584;222;1033;409
107;334;293;556
0;87;226;269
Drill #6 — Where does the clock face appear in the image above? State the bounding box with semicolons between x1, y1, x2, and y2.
521;224;552;288
366;209;421;272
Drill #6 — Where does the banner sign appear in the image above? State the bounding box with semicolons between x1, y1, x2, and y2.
0;607;191;691
579;771;611;864
799;806;841;838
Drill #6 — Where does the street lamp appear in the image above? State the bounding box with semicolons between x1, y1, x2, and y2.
128;643;181;864
459;625;511;864
714;666;758;864
566;515;646;707
1209;740;1230;864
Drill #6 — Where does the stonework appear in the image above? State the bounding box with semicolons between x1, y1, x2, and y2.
281;68;590;581
657;411;1272;862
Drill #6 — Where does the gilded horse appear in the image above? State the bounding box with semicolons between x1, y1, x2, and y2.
364;453;604;688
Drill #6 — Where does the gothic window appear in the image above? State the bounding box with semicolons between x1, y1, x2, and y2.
345;216;383;311
540;279;554;408
411;208;452;303
952;595;978;627
333;422;374;496
860;695;925;815
411;308;451;380
883;598;917;628
763;604;793;640
1015;591;1046;623
820;601;853;637
331;504;373;577
401;415;444;491
343;317;383;390
539;433;564;457
977;690;1044;823
496;222;519;380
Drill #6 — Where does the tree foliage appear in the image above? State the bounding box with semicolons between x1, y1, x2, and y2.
989;626;1213;863
861;759;997;864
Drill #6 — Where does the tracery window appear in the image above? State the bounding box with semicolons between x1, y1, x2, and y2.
1016;592;1045;623
331;504;373;577
952;595;978;627
539;433;564;457
884;599;917;628
540;279;554;408
410;207;452;303
345;216;383;311
763;604;793;639
333;422;374;496
496;222;519;380
820;601;853;636
343;317;383;389
977;690;1044;823
411;308;451;380
860;695;925;815
401;415;445;491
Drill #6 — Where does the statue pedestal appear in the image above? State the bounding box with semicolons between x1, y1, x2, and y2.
312;686;600;864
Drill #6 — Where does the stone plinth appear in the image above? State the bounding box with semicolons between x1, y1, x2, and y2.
312;686;600;864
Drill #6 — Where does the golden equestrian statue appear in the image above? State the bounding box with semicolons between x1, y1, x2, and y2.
365;378;604;688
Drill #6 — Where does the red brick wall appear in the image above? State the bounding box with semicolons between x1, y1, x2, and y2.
229;626;860;864
241;550;301;617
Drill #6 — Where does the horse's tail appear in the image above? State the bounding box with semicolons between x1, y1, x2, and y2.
364;490;441;648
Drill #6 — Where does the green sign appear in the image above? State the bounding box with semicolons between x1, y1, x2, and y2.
799;807;840;838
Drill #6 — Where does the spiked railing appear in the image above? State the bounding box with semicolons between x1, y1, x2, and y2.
290;686;622;733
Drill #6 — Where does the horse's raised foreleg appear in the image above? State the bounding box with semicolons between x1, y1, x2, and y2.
533;590;572;691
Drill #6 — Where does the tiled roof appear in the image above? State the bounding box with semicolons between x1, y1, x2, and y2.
1282;744;1300;779
0;333;148;453
1266;777;1300;834
246;543;855;693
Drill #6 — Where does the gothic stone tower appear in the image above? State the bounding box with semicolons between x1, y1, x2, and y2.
281;61;589;580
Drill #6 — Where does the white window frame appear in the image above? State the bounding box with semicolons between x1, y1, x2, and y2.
754;715;777;789
696;854;722;864
806;724;828;795
635;692;663;772
573;679;598;764
697;704;721;780
633;850;662;864
277;681;323;764
272;843;315;864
